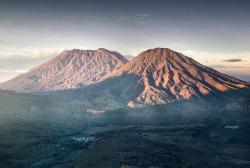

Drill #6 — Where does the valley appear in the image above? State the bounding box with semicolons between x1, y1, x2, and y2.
0;88;250;168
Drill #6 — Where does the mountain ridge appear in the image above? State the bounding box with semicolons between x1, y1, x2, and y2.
0;48;128;92
99;48;248;107
0;47;248;107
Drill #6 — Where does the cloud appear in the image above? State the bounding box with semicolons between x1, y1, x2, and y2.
0;69;27;83
13;69;29;73
0;69;29;74
0;51;13;58
208;65;250;82
31;48;62;58
223;59;243;62
0;68;30;82
180;49;250;67
135;12;151;24
0;69;10;73
0;48;62;81
209;65;227;69
209;65;250;69
0;48;62;59
136;13;151;17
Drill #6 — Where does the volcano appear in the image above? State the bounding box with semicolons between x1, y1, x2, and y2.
99;48;248;107
0;48;248;107
0;48;128;92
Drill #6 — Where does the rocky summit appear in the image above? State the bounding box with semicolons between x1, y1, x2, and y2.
0;48;128;92
0;48;248;107
101;48;248;106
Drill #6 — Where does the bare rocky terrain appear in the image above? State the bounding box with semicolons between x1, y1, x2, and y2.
0;48;248;108
89;48;249;107
0;48;128;92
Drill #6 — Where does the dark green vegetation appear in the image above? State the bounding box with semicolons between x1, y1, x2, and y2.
0;89;250;168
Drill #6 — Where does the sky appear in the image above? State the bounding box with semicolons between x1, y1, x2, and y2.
0;0;250;82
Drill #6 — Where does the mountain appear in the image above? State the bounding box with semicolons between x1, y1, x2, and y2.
96;48;249;107
0;48;128;92
0;47;248;108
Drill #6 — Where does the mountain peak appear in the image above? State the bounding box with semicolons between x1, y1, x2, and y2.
0;47;248;107
103;48;248;106
108;48;189;76
135;48;190;63
97;48;109;52
0;48;128;92
142;47;173;53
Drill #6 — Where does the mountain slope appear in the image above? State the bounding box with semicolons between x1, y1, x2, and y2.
0;48;128;92
98;48;248;107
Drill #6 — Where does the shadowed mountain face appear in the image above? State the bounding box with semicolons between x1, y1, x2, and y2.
0;48;128;92
100;48;248;106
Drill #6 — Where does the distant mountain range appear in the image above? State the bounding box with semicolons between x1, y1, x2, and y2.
0;48;248;107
